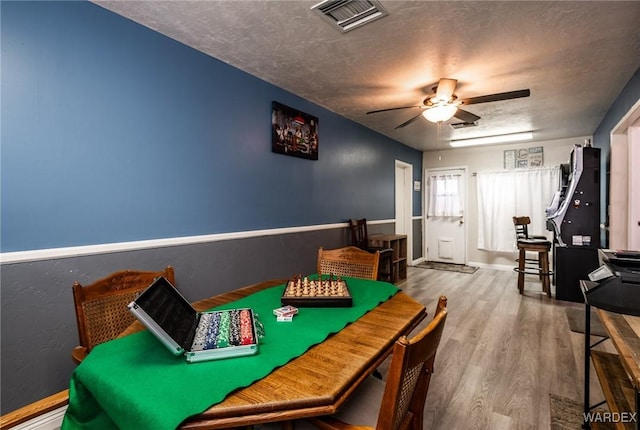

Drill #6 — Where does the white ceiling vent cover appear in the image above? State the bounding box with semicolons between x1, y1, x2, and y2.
311;0;388;33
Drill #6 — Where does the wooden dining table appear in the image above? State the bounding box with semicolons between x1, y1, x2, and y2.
120;278;428;429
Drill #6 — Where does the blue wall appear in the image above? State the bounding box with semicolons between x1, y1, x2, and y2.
1;1;422;253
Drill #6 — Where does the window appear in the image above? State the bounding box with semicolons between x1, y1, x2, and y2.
476;166;559;252
428;174;463;217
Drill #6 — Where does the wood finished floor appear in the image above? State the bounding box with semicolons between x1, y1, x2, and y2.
379;265;609;430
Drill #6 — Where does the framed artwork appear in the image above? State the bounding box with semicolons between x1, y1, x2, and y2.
527;146;544;167
272;101;319;160
504;146;544;169
504;149;516;169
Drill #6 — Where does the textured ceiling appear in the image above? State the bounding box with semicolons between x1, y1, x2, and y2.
93;1;640;151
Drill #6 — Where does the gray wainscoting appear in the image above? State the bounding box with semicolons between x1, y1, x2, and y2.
413;218;423;261
1;222;414;413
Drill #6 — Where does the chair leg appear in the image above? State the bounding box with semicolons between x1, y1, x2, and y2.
540;251;551;297
518;248;525;294
538;255;543;281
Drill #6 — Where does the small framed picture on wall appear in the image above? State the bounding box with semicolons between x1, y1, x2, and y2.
271;101;319;160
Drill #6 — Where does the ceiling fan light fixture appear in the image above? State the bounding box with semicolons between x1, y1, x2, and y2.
450;131;533;147
422;104;457;123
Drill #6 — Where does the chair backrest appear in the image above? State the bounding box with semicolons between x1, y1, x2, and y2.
376;296;448;430
317;246;379;280
513;216;532;239
348;218;369;249
72;266;175;363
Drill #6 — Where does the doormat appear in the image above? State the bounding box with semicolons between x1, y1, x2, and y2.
565;307;608;338
549;393;609;430
415;261;478;274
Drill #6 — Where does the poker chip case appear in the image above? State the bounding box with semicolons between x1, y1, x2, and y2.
128;277;260;363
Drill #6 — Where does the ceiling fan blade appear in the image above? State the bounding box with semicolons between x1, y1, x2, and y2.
394;112;424;129
436;78;457;101
366;106;422;114
453;108;480;123
460;89;530;105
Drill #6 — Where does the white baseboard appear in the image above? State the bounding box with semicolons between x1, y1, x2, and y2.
10;406;66;430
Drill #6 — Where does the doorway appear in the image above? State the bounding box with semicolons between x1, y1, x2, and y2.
425;167;467;264
395;160;413;264
609;99;640;249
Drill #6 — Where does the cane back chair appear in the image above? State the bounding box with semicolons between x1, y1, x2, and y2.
303;296;448;430
317;246;379;280
71;266;175;363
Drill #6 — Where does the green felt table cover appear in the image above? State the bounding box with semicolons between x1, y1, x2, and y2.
62;277;399;430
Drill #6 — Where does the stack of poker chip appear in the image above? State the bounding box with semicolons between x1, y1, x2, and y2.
239;309;254;345
216;311;231;348
192;309;256;351
205;311;221;350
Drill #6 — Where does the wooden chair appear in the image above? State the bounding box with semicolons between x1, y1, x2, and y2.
348;219;394;283
317;246;379;280
71;266;175;364
515;239;552;297
302;296;448;430
512;217;553;296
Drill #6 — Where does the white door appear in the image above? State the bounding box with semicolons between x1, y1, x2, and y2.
395;161;413;263
425;168;467;264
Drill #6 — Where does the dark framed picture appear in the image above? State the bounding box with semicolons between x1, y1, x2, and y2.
272;101;318;160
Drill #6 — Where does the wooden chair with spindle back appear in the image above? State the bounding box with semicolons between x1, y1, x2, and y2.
300;296;449;430
317;246;380;280
512;217;552;296
512;216;547;240
71;266;175;364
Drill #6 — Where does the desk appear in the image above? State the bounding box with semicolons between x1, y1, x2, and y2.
116;278;427;428
593;310;640;430
581;281;640;430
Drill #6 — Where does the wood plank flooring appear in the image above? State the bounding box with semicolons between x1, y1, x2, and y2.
381;265;608;430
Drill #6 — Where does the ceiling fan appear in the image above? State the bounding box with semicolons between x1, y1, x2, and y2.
367;78;530;129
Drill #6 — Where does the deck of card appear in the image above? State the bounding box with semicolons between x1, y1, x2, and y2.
273;305;298;322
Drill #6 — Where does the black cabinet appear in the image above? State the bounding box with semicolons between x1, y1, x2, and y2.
554;246;599;302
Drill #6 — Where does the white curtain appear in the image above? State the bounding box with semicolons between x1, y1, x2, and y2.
428;174;463;217
477;166;559;252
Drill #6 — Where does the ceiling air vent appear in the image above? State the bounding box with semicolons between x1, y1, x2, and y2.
311;0;388;33
450;122;478;130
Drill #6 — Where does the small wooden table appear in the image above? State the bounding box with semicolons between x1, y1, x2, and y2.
368;234;408;283
592;310;640;430
122;278;427;428
581;280;640;430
